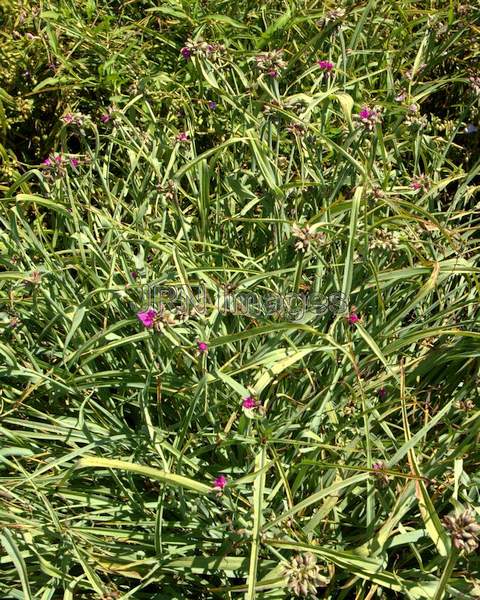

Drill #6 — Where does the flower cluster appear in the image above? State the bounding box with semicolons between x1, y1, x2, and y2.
317;60;334;74
283;553;330;597
286;122;307;137
291;224;324;253
242;395;264;418
213;475;228;490
176;131;190;143
443;510;480;553
180;39;225;60
137;304;187;331
317;8;346;28
410;174;429;192
255;49;287;78
403;103;428;129
456;398;475;411
371;461;389;485
469;75;480;97
347;312;360;325
357;106;382;130
369;228;401;252
242;396;257;409
41;154;79;177
61;112;86;126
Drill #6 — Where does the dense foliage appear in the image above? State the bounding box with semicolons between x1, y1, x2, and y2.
1;1;480;598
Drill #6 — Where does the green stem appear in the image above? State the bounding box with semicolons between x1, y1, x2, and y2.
433;548;459;600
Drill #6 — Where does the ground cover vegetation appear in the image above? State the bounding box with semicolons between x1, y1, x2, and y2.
1;0;480;598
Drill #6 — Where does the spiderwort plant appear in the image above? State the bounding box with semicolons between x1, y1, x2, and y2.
137;308;157;328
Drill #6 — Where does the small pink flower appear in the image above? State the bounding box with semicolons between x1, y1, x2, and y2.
242;396;257;409
62;113;74;124
137;308;157;328
358;106;382;130
54;155;63;164
100;113;110;123
213;475;227;490
410;175;428;192
42;158;52;166
176;132;190;143
359;107;371;120
317;59;334;72
267;69;279;78
347;313;360;325
181;46;192;59
70;158;79;168
197;341;208;353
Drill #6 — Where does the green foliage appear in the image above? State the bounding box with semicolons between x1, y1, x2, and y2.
1;0;480;598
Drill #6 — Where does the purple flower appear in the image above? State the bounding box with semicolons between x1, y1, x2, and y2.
176;132;190;143
242;396;257;409
131;270;138;279
137;308;157;328
358;106;382;130
377;387;387;400
181;46;192;59
359;107;371;120
317;60;334;72
465;124;478;134
267;69;279;78
213;475;227;490
347;313;360;325
70;158;79;168
197;341;208;353
410;175;428;192
100;113;110;123
208;100;217;110
42;158;52;166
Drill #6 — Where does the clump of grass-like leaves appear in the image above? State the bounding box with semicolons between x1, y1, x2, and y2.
1;1;479;598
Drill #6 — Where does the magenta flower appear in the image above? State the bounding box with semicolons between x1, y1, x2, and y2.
317;60;334;72
137;308;157;328
213;475;228;490
197;341;208;353
377;387;387;400
54;155;63;164
267;69;279;78
410;181;421;190
42;158;52;166
242;396;257;409
347;313;360;325
70;158;79;168
176;132;190;143
180;46;192;59
358;106;382;130
100;113;110;123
